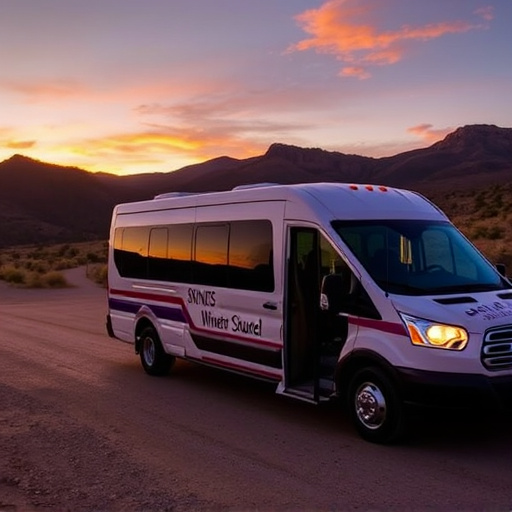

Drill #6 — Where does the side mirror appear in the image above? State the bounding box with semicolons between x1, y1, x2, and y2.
496;263;507;277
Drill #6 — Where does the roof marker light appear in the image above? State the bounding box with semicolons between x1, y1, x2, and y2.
349;184;358;190
365;185;374;191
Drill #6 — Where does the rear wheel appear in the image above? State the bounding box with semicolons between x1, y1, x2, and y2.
139;326;175;376
348;366;406;443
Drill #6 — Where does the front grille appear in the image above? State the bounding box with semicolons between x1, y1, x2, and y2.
482;326;512;370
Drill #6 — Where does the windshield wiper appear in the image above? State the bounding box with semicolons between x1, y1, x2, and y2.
376;280;425;295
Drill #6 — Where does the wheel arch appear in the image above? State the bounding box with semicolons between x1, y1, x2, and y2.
134;316;157;354
335;349;402;401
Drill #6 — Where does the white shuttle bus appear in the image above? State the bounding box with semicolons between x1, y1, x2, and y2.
106;182;512;442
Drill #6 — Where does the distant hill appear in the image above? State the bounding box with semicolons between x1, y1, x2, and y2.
1;124;511;248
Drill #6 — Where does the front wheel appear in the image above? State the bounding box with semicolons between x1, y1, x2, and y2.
139;326;175;376
348;366;406;444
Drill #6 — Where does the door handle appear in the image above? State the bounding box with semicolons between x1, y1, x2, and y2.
263;301;278;310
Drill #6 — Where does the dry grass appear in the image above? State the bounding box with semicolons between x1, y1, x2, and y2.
0;240;108;288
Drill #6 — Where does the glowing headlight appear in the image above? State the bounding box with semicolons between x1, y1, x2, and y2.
399;313;468;350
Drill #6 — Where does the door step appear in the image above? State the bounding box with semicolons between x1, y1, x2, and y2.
277;378;335;403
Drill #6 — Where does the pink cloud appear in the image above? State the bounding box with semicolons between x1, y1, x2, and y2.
339;66;371;79
475;6;494;21
407;123;453;143
1;79;90;101
289;0;492;78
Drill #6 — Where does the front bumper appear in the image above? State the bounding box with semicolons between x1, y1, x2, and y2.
396;367;512;410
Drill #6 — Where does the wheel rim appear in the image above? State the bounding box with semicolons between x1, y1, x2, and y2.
354;381;387;430
142;336;156;366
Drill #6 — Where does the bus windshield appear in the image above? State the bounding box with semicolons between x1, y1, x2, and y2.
332;219;510;296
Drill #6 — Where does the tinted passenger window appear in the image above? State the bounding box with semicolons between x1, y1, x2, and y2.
168;224;193;282
115;226;150;278
148;227;168;280
194;224;229;287
113;219;274;292
228;220;274;292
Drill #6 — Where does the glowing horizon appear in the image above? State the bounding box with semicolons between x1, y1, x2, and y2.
0;0;510;176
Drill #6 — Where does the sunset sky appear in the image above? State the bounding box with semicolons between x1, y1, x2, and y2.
0;0;510;175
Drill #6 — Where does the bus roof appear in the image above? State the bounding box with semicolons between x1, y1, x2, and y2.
114;182;447;221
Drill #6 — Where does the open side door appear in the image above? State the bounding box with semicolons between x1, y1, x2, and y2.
283;227;347;402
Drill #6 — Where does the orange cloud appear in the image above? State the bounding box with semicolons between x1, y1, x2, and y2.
407;123;453;143
7;140;36;149
290;0;492;78
0;128;37;151
68;126;268;174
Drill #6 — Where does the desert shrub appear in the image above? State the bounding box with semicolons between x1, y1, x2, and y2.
1;266;26;284
496;196;504;209
86;252;101;263
473;191;487;209
33;262;49;274
487;226;504;240
471;226;487;240
54;259;76;270
42;271;68;288
480;206;499;219
57;244;69;257
26;272;44;288
66;247;79;258
29;247;48;259
87;264;108;287
24;259;46;272
54;244;79;259
472;225;504;240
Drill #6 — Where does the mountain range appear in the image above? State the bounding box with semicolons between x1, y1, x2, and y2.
0;124;511;248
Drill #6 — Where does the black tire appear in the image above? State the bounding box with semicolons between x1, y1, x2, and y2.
139;326;175;376
348;366;406;444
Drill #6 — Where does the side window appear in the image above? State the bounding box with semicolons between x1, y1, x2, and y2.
228;220;274;292
319;233;380;319
148;227;168;280
320;234;345;278
113;219;274;290
116;226;149;278
168;224;193;283
194;224;229;287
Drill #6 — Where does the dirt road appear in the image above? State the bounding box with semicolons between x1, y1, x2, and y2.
1;269;511;511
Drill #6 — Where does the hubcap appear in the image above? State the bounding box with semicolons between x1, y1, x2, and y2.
355;381;387;430
142;337;156;366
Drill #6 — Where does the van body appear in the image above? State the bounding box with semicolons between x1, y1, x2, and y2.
106;182;512;442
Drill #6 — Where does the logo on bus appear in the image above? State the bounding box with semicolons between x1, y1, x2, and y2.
465;301;512;321
188;287;262;337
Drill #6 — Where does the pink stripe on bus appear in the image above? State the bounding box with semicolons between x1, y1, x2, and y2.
348;316;407;336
